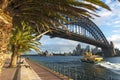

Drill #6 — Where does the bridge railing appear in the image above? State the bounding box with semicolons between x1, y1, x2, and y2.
37;61;118;80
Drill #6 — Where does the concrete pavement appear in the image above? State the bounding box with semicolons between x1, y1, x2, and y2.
20;58;41;80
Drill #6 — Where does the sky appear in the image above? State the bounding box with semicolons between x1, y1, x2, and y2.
38;0;120;54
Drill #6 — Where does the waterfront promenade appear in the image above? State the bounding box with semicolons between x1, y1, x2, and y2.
0;58;70;80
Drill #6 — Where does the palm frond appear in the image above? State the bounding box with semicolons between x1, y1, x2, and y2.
5;0;111;32
9;22;41;55
84;0;111;11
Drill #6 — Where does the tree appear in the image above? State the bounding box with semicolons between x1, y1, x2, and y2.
9;22;41;67
0;0;111;70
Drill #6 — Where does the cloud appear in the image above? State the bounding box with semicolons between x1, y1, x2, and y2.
107;35;120;48
93;0;120;49
40;35;93;53
40;35;80;52
93;0;120;26
114;21;120;24
113;25;120;28
40;35;79;45
112;30;120;33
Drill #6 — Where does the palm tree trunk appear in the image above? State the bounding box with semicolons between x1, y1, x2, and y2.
9;44;19;67
9;52;18;67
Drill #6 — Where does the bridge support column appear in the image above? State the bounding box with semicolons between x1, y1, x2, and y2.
102;41;116;57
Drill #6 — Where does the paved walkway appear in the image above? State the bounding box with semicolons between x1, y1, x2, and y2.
20;58;41;80
0;59;17;80
0;58;71;80
26;59;70;80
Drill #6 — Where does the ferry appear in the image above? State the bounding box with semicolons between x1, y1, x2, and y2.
81;52;103;63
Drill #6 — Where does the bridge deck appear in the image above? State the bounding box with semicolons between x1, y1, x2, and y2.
26;59;70;80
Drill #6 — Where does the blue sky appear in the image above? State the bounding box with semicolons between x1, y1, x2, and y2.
39;0;120;53
93;0;120;49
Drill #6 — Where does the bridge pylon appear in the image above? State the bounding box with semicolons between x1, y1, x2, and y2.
102;41;116;57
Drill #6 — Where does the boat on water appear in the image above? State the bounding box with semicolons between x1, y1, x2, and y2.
81;52;103;63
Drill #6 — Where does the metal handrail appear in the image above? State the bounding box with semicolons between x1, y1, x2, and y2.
37;61;118;80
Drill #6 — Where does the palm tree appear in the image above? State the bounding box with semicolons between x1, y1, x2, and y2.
0;0;111;69
9;22;41;67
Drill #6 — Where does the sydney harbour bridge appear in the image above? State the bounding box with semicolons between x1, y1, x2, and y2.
46;16;115;57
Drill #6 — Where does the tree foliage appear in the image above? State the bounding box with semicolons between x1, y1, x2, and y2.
3;0;111;32
9;22;41;55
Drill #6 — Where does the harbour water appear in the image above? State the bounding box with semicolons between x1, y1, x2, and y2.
26;56;120;80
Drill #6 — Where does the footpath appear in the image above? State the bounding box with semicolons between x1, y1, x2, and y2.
26;59;69;80
0;59;17;80
0;58;70;80
20;58;41;80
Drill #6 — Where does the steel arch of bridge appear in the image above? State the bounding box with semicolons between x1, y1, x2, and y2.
48;16;110;48
47;16;115;57
66;16;109;45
